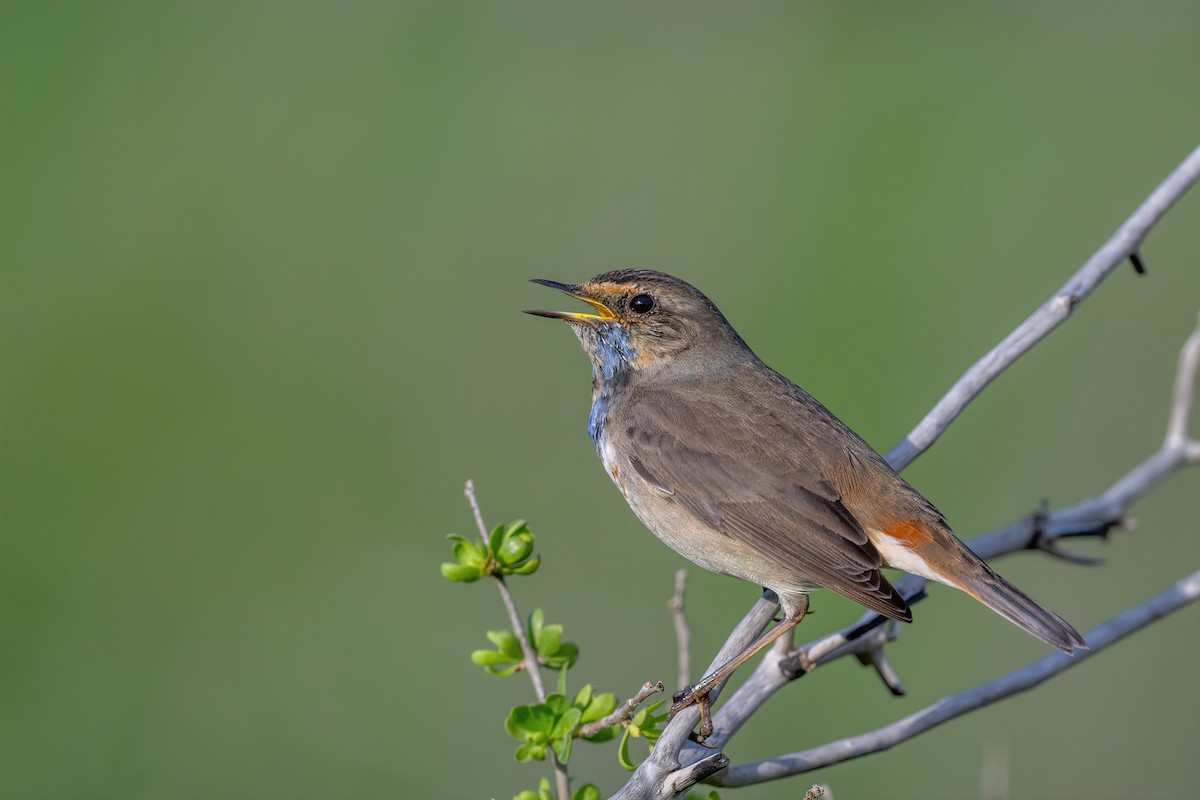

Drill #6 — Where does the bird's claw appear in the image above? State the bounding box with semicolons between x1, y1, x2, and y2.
669;683;715;743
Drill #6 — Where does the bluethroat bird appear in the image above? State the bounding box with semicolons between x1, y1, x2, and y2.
527;269;1086;740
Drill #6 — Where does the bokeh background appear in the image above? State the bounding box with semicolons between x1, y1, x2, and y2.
3;2;1198;799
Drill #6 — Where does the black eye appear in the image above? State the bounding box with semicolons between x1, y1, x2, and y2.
629;294;655;314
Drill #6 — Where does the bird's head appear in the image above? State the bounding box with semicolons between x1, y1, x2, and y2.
525;269;748;381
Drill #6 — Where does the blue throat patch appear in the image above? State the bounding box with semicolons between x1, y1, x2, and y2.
587;324;636;444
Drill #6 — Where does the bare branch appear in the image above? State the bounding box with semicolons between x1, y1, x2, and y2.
887;143;1200;472
1166;314;1200;451
578;681;664;739
464;478;490;543
854;622;906;697
667;570;691;691
713;569;1200;787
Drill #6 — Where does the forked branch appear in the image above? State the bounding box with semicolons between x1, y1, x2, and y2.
714;569;1200;787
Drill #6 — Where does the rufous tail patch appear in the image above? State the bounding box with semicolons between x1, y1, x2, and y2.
883;520;936;548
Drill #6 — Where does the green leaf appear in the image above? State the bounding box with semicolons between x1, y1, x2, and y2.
617;726;636;771
514;741;546;762
440;563;480;582
543;693;568;716
469;649;518;667
451;538;484;567
504;709;521;739
573;684;593;710
551;707;582;738
508;704;555;736
485;630;523;659
510;556;541;575
484;663;522;677
537;624;562;657
541;640;578;670
556;664;568;696
573;785;601;800
513;792;539;800
488;524;505;554
537;777;554;800
552;731;573;765
584;726;615;743
580;692;616;724
497;530;534;565
528;608;545;645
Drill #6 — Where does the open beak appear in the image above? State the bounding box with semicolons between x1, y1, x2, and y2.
524;279;618;322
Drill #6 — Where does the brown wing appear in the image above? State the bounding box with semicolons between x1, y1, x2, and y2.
622;387;911;621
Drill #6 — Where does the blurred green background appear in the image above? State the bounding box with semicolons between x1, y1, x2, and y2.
2;2;1198;799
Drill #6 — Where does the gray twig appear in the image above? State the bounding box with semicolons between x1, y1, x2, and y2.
1166;314;1200;456
578;681;665;739
668;570;691;691
713;570;1200;787
887;143;1200;472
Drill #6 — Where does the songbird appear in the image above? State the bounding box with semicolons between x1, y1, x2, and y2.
526;269;1085;739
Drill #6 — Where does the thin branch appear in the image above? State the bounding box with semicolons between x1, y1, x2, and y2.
493;577;547;700
1166;313;1200;450
577;681;664;739
464;481;567;800
713;569;1200;787
668;570;691;691
854;622;906;697
887;143;1200;472
465;478;490;545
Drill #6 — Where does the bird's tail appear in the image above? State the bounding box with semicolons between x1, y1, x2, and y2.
961;571;1088;654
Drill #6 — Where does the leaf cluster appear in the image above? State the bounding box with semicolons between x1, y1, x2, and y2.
441;514;668;798
472;609;579;676
441;520;540;582
505;684;617;764
515;778;601;800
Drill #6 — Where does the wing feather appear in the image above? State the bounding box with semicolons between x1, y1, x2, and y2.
623;387;911;621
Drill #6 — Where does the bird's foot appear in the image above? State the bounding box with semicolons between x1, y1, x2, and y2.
670;683;716;743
